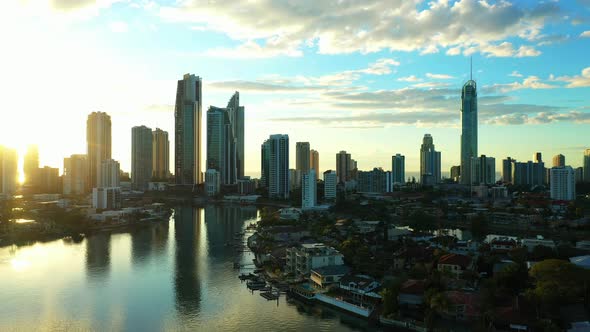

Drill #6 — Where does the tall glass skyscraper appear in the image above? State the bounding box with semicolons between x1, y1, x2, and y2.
175;74;202;186
460;78;478;185
420;134;441;185
87;111;112;189
226;92;245;180
261;135;289;199
131;125;153;190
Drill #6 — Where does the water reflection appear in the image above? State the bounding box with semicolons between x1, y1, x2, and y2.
174;206;201;315
85;232;111;282
204;205;257;259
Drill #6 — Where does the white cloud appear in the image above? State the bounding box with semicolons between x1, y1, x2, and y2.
509;70;523;77
555;67;590;87
581;31;590;38
426;73;454;79
486;75;558;92
397;75;422;82
160;0;557;58
109;21;128;33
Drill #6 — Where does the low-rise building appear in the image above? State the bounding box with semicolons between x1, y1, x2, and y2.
398;279;425;307
286;243;344;277
310;265;350;289
437;253;474;277
521;237;555;252
92;187;121;210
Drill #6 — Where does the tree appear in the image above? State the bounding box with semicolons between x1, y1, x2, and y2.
495;262;527;295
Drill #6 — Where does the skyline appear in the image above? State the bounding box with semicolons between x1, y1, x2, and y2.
1;1;590;180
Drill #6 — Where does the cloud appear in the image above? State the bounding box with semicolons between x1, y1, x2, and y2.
397;75;422;82
485;76;558;93
509;71;523;77
160;0;558;58
426;73;454;79
109;21;128;33
555;67;590;88
581;31;590;38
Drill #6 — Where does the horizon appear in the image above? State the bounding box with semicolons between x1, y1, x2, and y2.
1;0;589;181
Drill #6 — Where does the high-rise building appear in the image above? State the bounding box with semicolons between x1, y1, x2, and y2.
131;125;153;191
471;155;496;185
100;159;120;188
460;76;478;185
23;145;39;185
92;187;121;210
323;170;337;201
207;106;236;185
450;166;461;183
302;169;316;209
36;166;60;193
261;135;289;199
227;92;245;180
358;167;388;193
584;149;590;182
512;160;545;188
502;157;515;184
205;169;220;196
296;142;310;187
552;154;565;167
0;147;18;196
310;149;319;181
152;128;169;180
87;112;112;189
533;152;543;163
420;134;441;185
575;167;584;183
336;151;351;184
550;166;575;201
391;154;405;184
63;154;89;195
175;73;202;186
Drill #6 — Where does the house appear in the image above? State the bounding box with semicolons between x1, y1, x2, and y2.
569;255;590;270
286;243;344;277
354;220;383;234
279;208;302;220
521;237;555;253
440;291;481;321
310;265;350;289
491;238;518;252
387;226;412;241
437;253;474;277
393;246;435;271
398;279;425;307
339;274;382;301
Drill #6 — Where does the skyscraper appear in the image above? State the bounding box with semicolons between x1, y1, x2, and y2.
227;92;245;180
336;151;351;184
460;74;478;185
534;152;543;163
0;146;18;196
63;154;89;195
584;149;590;182
323;170;337;201
205;169;220;196
552;154;565;167
550;166;575;201
152;128;169;180
175;74;202;186
36;166;60;193
132;125;153;190
310;149;319;181
391;154;405;184
101;159;120;188
302;169;316;209
207;104;237;185
87;112;112;188
502;157;515;184
358;167;388;193
420;134;441;185
23;145;39;185
450;166;461;183
295;142;310;188
261;135;289;199
471;155;496;185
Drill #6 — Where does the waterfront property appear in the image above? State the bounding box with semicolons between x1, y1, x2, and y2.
286;243;344;277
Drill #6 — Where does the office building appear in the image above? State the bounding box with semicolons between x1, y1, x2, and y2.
92;187;121;210
23;145;39;185
63;154;89;195
0;147;18;196
152;128;169;180
460;74;478;185
302;169;316;209
87;112;111;189
261;135;289;199
336;151;351;184
323;170;337;201
100;159;120;188
175;73;202;185
552;154;565;167
131;125;153;191
310;149;319;181
471;155;496;185
391;154;405;184
502;157;515;184
205;169;220;196
550;166;575;201
420;134;441;185
584;149;590;182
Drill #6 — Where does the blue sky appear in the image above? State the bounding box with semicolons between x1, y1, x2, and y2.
0;0;589;178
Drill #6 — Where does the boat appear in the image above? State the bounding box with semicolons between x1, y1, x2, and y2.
253;268;264;274
238;273;257;281
247;281;266;290
260;290;280;300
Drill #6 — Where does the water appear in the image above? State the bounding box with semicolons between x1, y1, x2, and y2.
0;206;379;331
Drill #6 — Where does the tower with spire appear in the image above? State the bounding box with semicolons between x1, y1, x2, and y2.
460;58;478;185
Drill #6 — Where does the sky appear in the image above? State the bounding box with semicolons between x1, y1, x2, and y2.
0;0;589;179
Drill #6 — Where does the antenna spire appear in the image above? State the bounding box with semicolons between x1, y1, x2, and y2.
470;56;473;81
